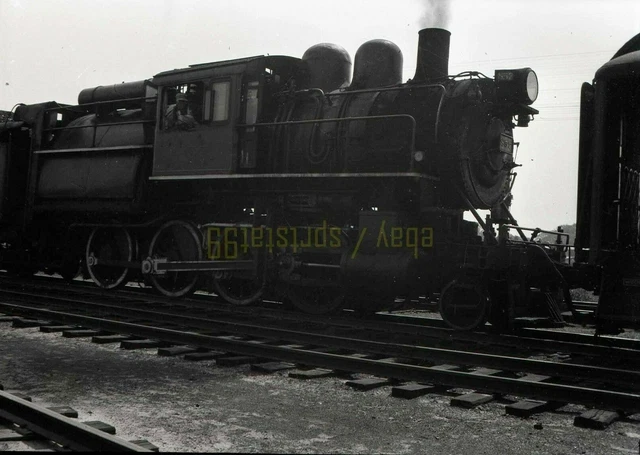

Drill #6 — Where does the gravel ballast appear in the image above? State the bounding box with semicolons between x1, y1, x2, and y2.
1;324;639;453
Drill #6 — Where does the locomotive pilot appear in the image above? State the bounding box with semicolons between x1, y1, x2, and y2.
165;92;198;130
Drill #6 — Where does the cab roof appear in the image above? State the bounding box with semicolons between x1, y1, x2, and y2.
153;55;301;78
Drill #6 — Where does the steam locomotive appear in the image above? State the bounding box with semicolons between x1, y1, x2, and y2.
0;27;635;333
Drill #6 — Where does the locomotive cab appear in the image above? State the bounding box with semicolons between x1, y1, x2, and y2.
150;56;301;179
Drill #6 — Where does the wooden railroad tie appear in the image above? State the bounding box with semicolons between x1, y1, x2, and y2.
12;318;50;328
216;355;259;367
130;439;160;452
392;383;443;399
451;392;496;409
157;346;202;357
574;409;623;430
62;329;104;338
0;424;37;442
47;406;79;418
183;351;226;361
92;334;135;344
250;362;296;373
506;400;565;418
40;325;77;333
120;339;171;350
83;420;116;434
289;369;336;380
345;377;395;391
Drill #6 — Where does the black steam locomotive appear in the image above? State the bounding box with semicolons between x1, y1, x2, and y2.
1;27;633;333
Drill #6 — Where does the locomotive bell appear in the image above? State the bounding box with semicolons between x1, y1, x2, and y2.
413;28;451;82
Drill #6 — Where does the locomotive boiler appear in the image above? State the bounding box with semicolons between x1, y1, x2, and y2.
0;28;560;330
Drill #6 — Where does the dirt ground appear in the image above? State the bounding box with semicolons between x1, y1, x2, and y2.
1;323;639;454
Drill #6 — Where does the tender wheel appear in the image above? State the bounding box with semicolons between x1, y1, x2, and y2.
85;227;134;289
287;284;345;315
148;220;202;298
439;276;488;330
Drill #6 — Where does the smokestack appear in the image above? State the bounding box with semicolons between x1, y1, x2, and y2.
413;28;450;83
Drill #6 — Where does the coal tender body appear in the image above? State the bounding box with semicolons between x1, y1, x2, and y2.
0;28;558;331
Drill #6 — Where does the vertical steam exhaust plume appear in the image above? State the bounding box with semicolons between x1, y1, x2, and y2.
418;0;451;29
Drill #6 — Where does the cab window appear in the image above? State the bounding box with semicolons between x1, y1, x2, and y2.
162;80;231;129
211;81;231;122
162;82;204;130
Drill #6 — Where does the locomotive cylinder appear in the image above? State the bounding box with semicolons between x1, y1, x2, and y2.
413;28;450;82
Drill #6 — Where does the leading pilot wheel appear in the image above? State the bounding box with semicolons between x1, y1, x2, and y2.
85;227;134;289
439;276;489;331
148;220;202;298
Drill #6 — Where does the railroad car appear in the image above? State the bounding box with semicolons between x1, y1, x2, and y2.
573;32;640;334
0;28;586;331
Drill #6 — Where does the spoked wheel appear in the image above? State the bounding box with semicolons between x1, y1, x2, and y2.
439;275;489;330
148;220;202;298
212;243;265;306
287;284;345;315
85;227;135;289
213;272;265;305
281;227;349;315
213;273;265;305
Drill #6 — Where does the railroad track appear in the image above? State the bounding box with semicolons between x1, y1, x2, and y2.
0;274;630;360
0;275;639;428
0;388;156;451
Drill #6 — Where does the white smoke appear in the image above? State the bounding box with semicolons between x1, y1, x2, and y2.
418;0;451;29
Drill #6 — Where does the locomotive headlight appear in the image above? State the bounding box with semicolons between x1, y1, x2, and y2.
525;70;538;104
494;67;538;105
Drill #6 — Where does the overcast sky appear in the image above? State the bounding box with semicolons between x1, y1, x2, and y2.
1;0;639;230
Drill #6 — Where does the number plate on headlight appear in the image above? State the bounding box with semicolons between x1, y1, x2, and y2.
500;134;513;154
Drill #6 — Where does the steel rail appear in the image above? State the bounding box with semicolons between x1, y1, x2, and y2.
0;303;639;413
0;275;624;353
0;275;629;359
1;295;640;391
13;299;637;388
0;284;637;365
378;311;640;351
0;391;150;452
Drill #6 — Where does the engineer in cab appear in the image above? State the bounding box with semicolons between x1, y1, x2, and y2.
165;92;198;131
